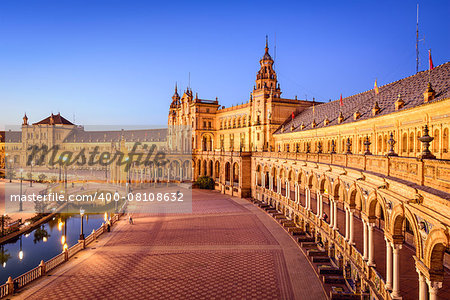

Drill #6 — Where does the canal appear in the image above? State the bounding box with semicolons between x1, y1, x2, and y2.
0;213;105;284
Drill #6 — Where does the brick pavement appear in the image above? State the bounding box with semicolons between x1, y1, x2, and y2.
15;189;326;300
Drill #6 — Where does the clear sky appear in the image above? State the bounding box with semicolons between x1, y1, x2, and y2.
1;0;449;127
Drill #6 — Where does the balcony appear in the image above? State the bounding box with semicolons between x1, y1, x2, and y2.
254;151;450;194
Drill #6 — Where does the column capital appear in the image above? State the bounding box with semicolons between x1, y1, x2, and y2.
426;279;443;291
391;243;402;251
416;267;425;278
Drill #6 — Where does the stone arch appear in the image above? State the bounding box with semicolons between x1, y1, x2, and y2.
318;175;332;194
201;133;214;151
288;169;294;183
297;170;306;187
232;162;239;185
202;159;207;176
214;160;220;179
423;228;449;272
366;191;389;228
306;173;318;191
208;159;213;177
347;184;363;210
225;161;231;182
331;179;347;203
390;205;422;257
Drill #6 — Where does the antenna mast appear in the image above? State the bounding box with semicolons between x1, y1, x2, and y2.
416;4;419;73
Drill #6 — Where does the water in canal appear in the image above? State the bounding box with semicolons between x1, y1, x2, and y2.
0;213;105;284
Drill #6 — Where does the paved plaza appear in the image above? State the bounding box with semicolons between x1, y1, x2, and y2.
15;189;327;299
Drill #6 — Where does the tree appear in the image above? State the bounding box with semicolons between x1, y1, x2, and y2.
38;174;47;182
195;176;215;189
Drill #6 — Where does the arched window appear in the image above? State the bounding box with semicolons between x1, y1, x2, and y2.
409;132;415;152
443;128;449;153
433;129;440;152
416;131;421;152
378;135;382;154
402;133;407;153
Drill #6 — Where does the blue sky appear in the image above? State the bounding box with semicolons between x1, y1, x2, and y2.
0;0;449;127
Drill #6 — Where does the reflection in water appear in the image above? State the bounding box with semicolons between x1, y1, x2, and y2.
0;213;104;283
33;226;50;244
0;245;11;268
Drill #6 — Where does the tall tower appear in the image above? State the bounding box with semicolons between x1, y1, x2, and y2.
254;36;280;96
251;37;281;151
169;83;180;126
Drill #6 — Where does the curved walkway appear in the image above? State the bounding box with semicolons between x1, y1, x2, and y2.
14;189;326;300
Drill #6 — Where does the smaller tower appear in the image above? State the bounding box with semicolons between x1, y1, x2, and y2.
171;83;180;107
22;113;28;126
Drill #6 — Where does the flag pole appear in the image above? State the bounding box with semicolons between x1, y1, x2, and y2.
416;4;419;74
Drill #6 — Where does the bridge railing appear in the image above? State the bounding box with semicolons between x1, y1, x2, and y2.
0;284;7;298
1;212;125;298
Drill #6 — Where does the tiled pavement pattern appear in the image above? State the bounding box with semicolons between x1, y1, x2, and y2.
18;189;326;300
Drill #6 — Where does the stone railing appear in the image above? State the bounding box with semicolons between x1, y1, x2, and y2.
257;186;390;300
254;152;450;193
0;213;123;298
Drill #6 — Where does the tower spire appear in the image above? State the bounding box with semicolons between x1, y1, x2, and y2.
265;35;268;53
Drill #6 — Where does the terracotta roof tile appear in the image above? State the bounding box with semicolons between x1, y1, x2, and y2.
275;62;450;134
33;113;74;125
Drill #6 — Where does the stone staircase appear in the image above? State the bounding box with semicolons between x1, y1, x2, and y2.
250;198;362;300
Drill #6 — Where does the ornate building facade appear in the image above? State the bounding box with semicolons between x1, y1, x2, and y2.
173;42;450;299
1;40;449;300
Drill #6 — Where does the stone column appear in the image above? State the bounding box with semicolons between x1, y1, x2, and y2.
255;172;258;187
305;187;310;210
427;280;442;300
392;243;402;298
385;237;393;290
277;178;280;194
269;176;273;191
416;269;427;300
344;207;349;241
317;192;321;217
294;183;298;203
363;220;368;260
368;223;375;266
286;180;290;199
320;195;324;217
329;196;334;226
349;209;355;245
333;200;338;230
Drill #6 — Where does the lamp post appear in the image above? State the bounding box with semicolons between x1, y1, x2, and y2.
62;156;68;192
103;153;108;183
19;169;23;212
79;207;85;240
30;161;33;187
8;158;13;183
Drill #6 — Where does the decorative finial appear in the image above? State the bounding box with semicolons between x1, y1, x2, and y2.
23;113;28;125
